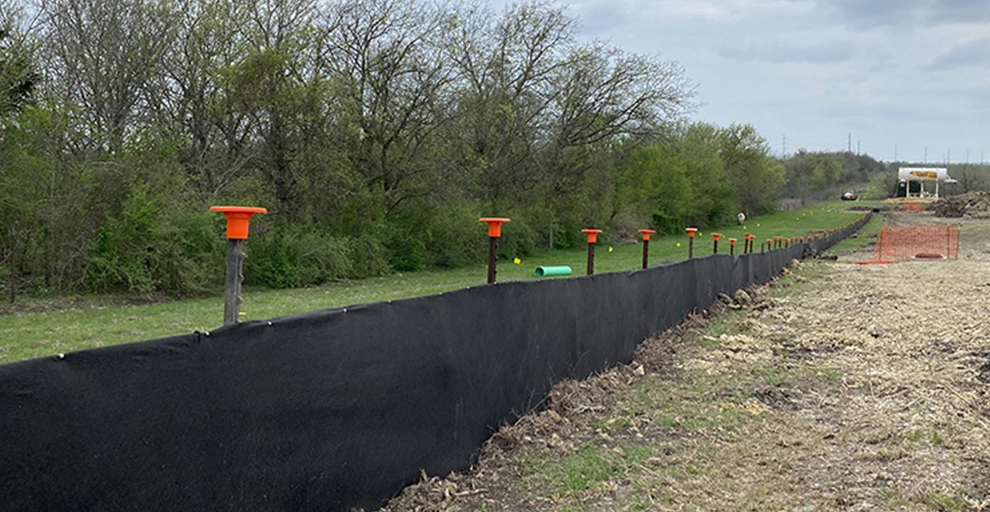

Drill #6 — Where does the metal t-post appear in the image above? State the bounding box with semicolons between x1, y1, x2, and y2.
587;242;596;275
479;218;510;284
211;205;267;326
638;229;655;270
581;229;602;275
487;236;498;284
224;239;245;325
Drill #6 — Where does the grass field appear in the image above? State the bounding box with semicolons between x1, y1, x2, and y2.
0;200;872;365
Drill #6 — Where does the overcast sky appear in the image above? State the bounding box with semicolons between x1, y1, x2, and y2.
489;0;990;163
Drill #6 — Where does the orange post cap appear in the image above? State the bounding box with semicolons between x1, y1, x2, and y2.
581;228;603;244
479;217;511;237
729;238;736;245
712;233;722;241
638;229;656;241
685;227;698;238
211;206;267;239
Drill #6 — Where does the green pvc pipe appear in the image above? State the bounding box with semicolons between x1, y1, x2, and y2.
534;266;573;277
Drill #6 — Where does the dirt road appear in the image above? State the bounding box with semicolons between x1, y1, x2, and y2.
379;211;990;511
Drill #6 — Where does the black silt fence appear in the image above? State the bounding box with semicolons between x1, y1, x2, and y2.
0;214;870;512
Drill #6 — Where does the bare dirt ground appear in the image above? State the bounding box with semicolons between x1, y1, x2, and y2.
375;211;990;512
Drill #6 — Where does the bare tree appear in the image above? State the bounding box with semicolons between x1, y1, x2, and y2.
443;0;574;205
39;0;178;153
321;0;455;215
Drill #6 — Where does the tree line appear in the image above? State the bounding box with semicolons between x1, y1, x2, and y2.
0;0;879;299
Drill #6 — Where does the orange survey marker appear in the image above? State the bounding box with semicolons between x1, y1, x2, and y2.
857;225;959;264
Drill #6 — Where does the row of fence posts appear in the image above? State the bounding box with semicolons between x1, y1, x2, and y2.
207;206;859;326
478;217;841;286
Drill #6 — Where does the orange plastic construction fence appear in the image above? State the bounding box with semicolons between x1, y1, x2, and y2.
857;225;959;264
901;202;924;212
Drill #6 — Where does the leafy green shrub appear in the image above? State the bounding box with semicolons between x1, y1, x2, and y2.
383;229;426;272
496;210;538;259
245;225;355;288
423;202;486;268
86;184;161;293
346;235;392;278
86;185;227;296
153;209;225;295
381;202;434;272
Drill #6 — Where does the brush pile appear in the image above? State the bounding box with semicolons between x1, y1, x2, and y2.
933;191;990;218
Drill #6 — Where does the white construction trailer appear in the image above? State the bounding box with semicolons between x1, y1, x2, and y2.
898;167;957;199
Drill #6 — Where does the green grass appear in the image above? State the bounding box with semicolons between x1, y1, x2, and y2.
826;210;883;254
520;441;654;494
0;200;867;365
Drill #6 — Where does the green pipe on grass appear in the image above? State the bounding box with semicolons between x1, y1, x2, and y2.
534;266;572;277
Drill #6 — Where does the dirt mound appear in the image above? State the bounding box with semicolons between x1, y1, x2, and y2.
933;191;990;218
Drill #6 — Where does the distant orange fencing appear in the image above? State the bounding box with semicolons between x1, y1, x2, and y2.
858;225;959;264
902;202;924;212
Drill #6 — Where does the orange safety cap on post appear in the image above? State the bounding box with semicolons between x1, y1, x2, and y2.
638;229;656;241
729;238;736;245
686;227;698;238
582;228;603;244
712;233;722;241
211;206;268;239
479;217;511;237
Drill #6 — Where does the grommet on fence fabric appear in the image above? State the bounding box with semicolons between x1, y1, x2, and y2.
57;353;64;360
267;321;273;326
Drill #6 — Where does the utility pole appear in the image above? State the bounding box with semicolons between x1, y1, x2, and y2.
782;134;786;157
947;149;951;164
848;133;851;152
857;140;860;155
